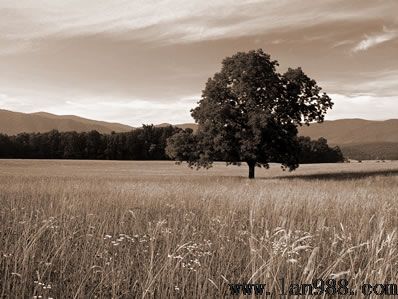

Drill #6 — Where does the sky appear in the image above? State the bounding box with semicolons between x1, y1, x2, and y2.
0;0;397;126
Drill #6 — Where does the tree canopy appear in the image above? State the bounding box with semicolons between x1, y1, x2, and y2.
166;49;334;178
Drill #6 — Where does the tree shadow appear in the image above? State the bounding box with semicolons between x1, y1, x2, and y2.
269;169;398;181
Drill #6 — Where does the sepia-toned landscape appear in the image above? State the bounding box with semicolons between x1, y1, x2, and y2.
1;1;398;298
1;160;397;297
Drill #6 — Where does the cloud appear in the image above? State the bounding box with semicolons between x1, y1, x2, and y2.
332;39;355;48
55;96;199;125
0;90;198;126
0;0;395;46
326;93;398;120
321;70;398;97
353;28;398;52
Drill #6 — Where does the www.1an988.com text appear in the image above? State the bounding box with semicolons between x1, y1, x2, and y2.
229;278;398;296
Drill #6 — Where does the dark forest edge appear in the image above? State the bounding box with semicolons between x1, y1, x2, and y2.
0;125;344;164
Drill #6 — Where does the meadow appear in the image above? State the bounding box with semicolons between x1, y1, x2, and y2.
1;160;398;298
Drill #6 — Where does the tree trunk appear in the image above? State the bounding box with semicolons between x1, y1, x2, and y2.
247;161;256;179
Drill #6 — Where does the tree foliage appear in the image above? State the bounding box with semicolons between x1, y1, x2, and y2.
166;49;334;178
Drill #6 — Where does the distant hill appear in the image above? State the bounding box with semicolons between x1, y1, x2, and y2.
339;142;398;161
0;110;196;135
298;119;398;145
0;109;134;135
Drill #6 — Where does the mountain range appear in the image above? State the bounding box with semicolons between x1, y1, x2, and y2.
1;109;397;160
0;109;133;135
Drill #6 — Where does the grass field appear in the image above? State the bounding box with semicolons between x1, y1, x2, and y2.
1;160;398;298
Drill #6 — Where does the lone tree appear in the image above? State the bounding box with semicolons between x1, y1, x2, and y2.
166;49;333;178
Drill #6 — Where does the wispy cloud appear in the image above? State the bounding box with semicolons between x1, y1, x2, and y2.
353;27;398;52
322;70;398;97
0;0;394;45
332;39;355;48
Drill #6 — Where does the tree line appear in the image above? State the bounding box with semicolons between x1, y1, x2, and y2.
0;125;178;160
0;125;343;163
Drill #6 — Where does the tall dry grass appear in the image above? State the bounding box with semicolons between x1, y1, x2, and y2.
0;160;397;298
